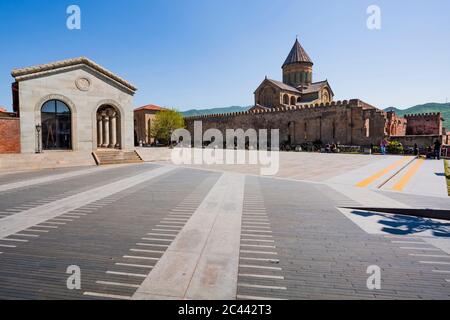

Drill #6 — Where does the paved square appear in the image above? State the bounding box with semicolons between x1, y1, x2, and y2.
0;157;449;300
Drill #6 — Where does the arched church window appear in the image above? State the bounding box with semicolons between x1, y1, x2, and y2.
290;96;296;106
322;90;330;103
41;100;72;150
283;94;289;105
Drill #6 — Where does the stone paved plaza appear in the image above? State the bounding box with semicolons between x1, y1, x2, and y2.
0;153;449;300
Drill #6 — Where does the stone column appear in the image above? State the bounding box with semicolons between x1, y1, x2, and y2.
102;112;110;148
97;115;103;148
115;116;121;149
109;110;117;149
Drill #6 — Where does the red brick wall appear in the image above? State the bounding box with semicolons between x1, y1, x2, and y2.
0;118;20;154
405;113;443;136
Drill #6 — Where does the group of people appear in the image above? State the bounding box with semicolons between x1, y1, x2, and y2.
377;138;443;159
425;140;442;160
324;143;338;153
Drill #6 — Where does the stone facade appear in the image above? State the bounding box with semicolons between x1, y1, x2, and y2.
386;111;407;136
0;117;20;153
134;105;165;145
11;57;137;154
185;100;389;147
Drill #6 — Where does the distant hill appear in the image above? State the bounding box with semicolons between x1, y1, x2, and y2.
182;106;251;117
384;103;450;129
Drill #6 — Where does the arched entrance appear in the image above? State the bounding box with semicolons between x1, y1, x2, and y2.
96;105;121;149
41;99;72;150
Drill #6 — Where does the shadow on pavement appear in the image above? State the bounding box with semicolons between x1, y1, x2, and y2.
350;210;450;237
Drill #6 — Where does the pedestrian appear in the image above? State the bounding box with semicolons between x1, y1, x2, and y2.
380;138;388;155
434;140;442;160
413;143;419;157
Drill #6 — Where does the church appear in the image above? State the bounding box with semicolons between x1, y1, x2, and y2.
185;39;448;149
252;39;334;111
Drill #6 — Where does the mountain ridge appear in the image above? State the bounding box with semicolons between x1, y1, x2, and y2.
384;102;450;129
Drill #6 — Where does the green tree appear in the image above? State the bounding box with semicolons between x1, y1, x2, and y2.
387;141;404;154
150;109;185;145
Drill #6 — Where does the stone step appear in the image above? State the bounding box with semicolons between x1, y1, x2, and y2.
93;150;143;165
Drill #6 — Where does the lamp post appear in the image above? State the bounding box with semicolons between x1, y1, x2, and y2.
36;124;42;154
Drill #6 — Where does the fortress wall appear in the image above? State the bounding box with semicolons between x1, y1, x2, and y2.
405;113;443;136
184;100;388;147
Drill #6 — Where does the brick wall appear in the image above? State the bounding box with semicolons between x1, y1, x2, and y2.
0;117;20;153
386;111;407;136
405;113;443;136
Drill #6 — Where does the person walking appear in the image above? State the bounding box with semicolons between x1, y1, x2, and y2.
380;138;388;155
434;140;442;160
413;143;419;157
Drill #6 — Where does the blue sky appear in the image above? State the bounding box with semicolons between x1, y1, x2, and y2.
0;0;449;111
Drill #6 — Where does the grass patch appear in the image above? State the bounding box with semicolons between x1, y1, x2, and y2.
445;160;450;196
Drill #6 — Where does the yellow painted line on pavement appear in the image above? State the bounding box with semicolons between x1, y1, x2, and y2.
392;159;425;191
356;157;410;188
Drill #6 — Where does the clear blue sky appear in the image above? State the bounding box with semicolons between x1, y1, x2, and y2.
0;0;449;111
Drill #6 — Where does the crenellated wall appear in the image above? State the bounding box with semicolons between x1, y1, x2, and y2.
405;113;443;136
184;99;389;147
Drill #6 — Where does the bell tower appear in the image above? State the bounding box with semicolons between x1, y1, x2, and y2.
282;38;313;88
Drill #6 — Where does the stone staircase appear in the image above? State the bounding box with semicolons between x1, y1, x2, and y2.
93;150;143;165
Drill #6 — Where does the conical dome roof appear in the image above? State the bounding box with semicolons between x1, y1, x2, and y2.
282;39;313;67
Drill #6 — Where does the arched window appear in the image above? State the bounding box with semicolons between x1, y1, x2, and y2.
283;94;289;105
290;96;296;106
41;100;72;150
322;90;330;103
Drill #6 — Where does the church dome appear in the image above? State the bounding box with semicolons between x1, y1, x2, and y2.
282;39;313;67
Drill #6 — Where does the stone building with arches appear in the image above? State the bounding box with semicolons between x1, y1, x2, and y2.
10;57;137;154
